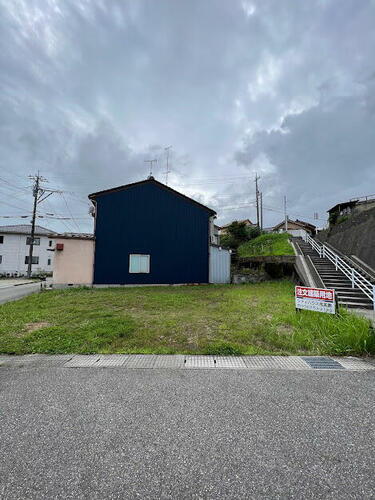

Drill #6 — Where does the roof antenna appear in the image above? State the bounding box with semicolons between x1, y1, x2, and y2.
144;158;157;179
164;145;172;185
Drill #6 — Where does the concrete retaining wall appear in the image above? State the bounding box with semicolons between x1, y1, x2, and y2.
317;206;375;269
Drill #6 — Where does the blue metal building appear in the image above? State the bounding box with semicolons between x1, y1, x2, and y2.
88;178;217;285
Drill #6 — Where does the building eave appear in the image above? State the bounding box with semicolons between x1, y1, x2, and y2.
88;178;216;216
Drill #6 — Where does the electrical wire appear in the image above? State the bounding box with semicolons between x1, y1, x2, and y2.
61;193;81;232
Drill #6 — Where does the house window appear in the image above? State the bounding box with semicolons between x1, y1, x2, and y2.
129;254;150;273
26;237;40;246
49;240;53;247
0;235;3;244
0;256;2;264
25;256;39;265
47;258;51;266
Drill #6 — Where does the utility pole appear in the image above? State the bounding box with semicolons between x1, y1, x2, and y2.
27;173;61;278
164;145;172;185
27;174;41;278
284;195;288;232
255;173;260;228
260;192;263;230
144;158;157;178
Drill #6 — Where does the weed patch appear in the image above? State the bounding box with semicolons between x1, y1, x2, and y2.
0;282;373;356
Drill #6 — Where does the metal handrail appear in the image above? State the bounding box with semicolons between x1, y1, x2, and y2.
303;234;375;309
323;241;375;282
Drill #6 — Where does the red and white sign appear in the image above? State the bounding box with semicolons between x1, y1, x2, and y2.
295;286;336;314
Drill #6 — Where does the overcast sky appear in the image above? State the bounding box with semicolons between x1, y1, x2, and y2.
1;0;375;233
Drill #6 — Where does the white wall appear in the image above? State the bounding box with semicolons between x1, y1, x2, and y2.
286;229;307;238
0;233;54;276
278;228;307;238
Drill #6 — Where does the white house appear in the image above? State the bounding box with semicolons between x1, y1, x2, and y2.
0;225;56;277
272;219;316;239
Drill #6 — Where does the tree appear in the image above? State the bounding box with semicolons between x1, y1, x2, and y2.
220;221;261;250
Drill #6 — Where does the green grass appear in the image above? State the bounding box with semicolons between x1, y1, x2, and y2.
0;282;373;356
238;233;294;257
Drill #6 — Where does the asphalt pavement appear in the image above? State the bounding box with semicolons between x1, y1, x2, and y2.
1;365;374;499
0;281;41;305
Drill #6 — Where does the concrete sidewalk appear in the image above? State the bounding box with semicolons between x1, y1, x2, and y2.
1;353;374;371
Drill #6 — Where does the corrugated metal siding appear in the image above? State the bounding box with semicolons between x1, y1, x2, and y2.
209;246;231;283
93;182;210;284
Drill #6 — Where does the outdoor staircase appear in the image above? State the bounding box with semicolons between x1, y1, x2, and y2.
295;238;374;310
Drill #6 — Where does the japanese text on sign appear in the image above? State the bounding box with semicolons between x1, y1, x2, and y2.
295;286;336;314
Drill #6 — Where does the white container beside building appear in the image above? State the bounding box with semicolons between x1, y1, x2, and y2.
209;245;231;284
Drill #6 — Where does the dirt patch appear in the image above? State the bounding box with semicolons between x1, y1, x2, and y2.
277;324;294;335
25;322;51;333
262;314;273;321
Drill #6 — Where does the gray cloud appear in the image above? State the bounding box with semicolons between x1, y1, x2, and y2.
0;0;374;232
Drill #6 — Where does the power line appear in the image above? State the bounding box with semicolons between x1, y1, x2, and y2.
61;192;81;232
0;174;30;190
0;199;31;211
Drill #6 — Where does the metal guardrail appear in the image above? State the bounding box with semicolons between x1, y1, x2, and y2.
350;194;375;203
303;234;375;309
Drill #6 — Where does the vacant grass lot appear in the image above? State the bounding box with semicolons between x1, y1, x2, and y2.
238;233;294;257
0;282;373;356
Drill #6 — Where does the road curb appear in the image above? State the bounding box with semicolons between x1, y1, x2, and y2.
1;354;374;371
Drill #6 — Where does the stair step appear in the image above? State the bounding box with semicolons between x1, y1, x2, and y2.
318;272;345;275
331;287;367;291
323;281;353;285
335;295;372;302
338;301;374;309
322;278;352;281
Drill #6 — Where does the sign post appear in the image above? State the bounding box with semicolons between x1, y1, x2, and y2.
295;286;336;315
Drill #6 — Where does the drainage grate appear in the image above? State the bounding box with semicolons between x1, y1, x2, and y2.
184;356;216;369
122;355;157;368
95;355;129;367
242;356;308;370
302;357;345;370
153;355;185;369
214;357;247;369
64;355;100;367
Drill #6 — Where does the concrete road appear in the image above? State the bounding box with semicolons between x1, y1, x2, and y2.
0;366;374;499
0;282;41;305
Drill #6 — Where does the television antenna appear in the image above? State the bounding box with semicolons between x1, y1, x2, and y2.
144;158;157;178
164;145;172;185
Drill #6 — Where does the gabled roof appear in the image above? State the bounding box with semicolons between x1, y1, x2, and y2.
0;224;57;236
273;219;316;231
88;177;216;215
219;219;254;229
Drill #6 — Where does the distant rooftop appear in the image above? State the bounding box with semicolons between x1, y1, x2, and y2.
53;232;94;240
219;219;254;229
0;224;56;236
328;195;375;213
